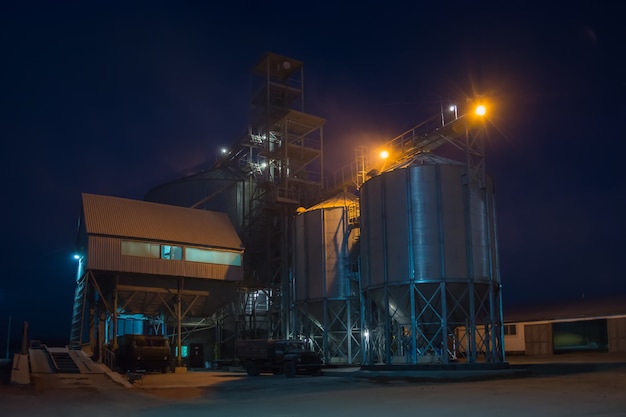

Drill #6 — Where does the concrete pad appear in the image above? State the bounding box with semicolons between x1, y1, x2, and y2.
28;348;53;373
68;349;107;374
104;370;134;388
10;354;30;386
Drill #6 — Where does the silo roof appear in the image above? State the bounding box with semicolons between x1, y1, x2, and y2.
81;193;243;250
416;153;464;165
304;191;359;212
399;153;464;169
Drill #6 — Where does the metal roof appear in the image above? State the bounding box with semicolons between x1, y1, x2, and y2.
504;295;626;323
81;193;243;250
304;191;359;212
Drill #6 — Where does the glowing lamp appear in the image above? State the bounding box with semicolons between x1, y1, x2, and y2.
380;150;389;159
475;105;486;116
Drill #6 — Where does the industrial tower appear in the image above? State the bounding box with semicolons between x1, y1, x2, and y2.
223;53;326;340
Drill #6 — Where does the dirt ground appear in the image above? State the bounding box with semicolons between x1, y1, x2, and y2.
1;355;626;417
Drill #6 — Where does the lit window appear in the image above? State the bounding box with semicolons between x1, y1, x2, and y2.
185;247;242;266
175;345;188;358
161;245;183;260
121;241;160;258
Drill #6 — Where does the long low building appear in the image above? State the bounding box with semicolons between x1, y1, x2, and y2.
503;296;626;356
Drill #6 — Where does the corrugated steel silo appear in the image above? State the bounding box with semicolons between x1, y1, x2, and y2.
360;154;503;365
144;167;248;234
294;192;362;364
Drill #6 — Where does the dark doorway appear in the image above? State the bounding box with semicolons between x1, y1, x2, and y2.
553;319;608;353
189;343;204;368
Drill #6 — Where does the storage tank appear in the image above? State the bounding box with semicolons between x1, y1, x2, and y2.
293;192;362;364
360;154;503;365
144;166;250;234
144;166;272;282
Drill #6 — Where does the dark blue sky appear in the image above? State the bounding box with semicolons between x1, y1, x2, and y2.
1;2;625;342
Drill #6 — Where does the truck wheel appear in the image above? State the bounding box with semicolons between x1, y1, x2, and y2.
246;362;260;376
283;361;296;378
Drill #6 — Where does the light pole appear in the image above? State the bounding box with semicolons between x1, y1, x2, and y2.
450;104;458;121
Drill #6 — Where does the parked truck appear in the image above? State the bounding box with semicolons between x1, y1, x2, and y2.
116;334;171;373
236;339;324;378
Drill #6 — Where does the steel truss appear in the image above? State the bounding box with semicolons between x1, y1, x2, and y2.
71;270;239;367
363;280;503;365
294;297;362;365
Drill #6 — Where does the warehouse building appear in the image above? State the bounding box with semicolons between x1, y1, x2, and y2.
503;296;626;356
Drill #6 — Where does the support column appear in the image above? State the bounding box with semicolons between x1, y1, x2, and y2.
440;282;448;364
112;279;118;351
177;291;182;368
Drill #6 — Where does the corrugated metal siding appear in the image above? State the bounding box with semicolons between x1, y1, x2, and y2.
82;193;243;250
144;167;249;234
88;236;242;281
608;317;626;352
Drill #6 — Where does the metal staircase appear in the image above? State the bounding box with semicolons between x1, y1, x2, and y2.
47;348;81;373
69;274;87;343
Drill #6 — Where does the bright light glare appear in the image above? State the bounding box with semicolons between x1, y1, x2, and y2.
449;105;456;112
221;148;228;154
380;150;389;159
475;105;486;116
74;254;80;260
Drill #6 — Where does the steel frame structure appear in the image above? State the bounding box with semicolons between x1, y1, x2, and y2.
71;269;239;367
294;297;362;365
363;281;503;365
218;53;325;341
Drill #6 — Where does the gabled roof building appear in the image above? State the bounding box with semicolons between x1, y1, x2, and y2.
71;193;244;367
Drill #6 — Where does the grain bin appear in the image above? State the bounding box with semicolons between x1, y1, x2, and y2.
360;154;503;365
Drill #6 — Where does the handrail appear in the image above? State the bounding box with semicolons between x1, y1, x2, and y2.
102;346;116;371
326;110;471;193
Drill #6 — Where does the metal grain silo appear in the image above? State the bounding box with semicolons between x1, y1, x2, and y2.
144;167;248;234
294;192;362;364
360;154;503;365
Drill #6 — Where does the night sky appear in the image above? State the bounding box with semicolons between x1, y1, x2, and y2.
2;2;625;344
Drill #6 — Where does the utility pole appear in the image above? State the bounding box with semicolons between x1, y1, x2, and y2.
5;315;10;359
